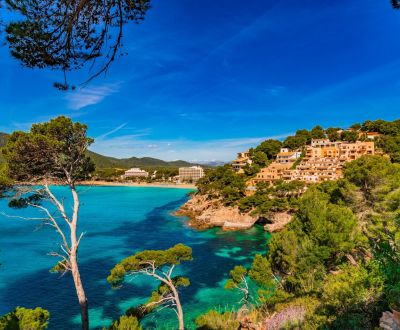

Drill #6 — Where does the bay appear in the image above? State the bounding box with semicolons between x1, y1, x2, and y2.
0;186;268;329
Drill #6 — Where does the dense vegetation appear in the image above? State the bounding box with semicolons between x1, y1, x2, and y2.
194;155;400;329
240;155;400;328
0;307;49;330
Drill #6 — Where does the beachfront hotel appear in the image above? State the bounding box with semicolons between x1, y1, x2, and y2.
124;168;149;178
179;166;205;182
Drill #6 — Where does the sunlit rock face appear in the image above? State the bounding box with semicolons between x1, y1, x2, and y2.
176;194;294;232
176;194;258;230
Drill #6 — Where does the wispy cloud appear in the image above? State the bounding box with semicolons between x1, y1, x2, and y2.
90;133;291;162
96;123;128;140
65;83;121;110
266;85;286;96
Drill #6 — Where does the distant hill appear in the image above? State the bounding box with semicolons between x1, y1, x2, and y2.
86;150;194;169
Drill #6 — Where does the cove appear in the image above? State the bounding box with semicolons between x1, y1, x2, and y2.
0;186;268;329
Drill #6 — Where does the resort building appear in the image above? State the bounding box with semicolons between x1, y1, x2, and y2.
179;166;205;182
247;138;376;187
250;162;293;185
338;141;374;161
276;148;302;164
286;158;343;183
124;168;149;178
232;150;252;173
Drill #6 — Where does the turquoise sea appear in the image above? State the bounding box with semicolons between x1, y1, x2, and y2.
0;186;268;329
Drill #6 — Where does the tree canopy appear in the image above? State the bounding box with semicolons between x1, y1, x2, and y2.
0;307;50;330
3;0;151;89
107;243;192;286
108;244;192;330
2;116;94;183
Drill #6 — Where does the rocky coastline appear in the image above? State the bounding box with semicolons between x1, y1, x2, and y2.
175;194;293;232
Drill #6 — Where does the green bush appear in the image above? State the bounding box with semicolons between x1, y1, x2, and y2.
109;315;142;330
195;310;239;330
0;307;49;330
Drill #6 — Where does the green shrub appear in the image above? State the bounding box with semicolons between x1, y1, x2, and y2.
109;315;142;330
0;307;49;330
195;310;239;330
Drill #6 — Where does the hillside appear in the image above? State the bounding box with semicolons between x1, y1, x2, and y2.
86;150;194;169
181;118;400;329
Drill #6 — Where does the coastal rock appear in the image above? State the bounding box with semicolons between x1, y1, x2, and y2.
175;194;258;231
380;310;400;330
264;212;293;232
176;194;294;232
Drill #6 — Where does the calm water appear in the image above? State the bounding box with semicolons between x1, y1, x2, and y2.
0;186;268;329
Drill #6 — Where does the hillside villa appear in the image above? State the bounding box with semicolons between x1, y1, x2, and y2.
276;148;302;164
232;150;252;173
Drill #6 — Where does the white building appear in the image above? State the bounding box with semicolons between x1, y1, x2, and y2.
276;148;302;164
179;166;205;182
124;168;149;178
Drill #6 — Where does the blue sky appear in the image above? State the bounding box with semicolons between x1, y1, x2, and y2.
1;0;400;161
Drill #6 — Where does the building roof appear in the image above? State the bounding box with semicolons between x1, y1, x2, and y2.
277;152;297;157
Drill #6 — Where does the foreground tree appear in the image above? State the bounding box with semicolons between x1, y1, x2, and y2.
224;266;251;308
3;0;151;89
2;116;94;330
0;307;50;330
107;244;192;330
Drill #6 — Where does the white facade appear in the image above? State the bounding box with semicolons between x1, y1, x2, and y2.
124;168;149;178
179;166;205;182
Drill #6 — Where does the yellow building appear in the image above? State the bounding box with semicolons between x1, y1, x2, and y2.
231;150;252;173
250;162;293;185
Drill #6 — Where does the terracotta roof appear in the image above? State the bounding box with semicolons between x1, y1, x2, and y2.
277;152;296;156
233;157;248;163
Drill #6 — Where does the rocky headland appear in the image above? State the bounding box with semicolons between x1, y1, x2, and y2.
175;194;293;232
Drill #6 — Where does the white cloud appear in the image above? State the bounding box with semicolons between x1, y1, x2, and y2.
65;83;121;110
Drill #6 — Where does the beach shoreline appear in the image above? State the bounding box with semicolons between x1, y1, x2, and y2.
77;180;197;189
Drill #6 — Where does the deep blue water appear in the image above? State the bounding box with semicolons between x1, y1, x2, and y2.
0;186;268;329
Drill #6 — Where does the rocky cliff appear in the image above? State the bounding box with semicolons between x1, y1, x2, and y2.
175;194;293;232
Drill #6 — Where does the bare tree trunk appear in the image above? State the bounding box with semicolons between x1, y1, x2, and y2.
169;284;184;330
70;185;89;330
70;249;89;330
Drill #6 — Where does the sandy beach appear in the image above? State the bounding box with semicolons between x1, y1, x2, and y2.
77;180;197;189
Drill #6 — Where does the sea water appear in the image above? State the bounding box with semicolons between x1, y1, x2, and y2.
0;186;268;329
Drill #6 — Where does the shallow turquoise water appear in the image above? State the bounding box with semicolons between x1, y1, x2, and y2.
0;186;268;329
